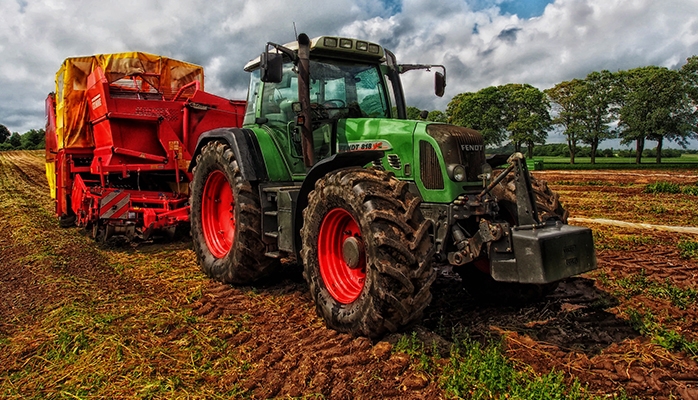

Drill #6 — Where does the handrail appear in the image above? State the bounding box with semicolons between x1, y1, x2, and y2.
172;81;201;102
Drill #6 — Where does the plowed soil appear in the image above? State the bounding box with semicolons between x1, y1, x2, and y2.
2;151;698;399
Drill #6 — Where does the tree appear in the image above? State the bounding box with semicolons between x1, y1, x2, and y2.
545;79;586;164
405;106;423;120
0;124;9;144
426;110;447;122
447;86;509;146
501;83;551;159
616;66;696;163
448;84;551;155
21;129;45;150
9;132;21;148
578;71;617;164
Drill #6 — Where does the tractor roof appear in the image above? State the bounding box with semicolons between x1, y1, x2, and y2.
244;36;386;71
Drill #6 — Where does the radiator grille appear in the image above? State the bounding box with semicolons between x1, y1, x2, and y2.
419;140;444;190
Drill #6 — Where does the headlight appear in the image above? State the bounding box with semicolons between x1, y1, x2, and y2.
449;164;467;182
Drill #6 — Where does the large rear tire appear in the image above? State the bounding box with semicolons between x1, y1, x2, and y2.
301;168;435;338
190;141;278;284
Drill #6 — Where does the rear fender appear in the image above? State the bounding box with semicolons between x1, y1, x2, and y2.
189;128;268;182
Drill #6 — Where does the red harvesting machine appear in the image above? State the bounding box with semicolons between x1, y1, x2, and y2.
45;52;245;240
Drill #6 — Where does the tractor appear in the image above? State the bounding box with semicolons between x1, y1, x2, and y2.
186;34;597;338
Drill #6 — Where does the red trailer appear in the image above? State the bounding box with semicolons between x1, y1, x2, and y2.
45;52;245;240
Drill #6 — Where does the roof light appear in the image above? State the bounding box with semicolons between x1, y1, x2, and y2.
356;41;368;51
368;44;380;54
339;39;353;49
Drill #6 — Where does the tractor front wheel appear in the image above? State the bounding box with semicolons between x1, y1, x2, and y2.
301;168;435;338
190;141;278;284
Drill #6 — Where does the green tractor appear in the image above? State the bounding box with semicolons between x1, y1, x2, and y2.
188;34;596;338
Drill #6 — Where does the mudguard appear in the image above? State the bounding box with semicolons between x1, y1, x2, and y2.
190;128;268;182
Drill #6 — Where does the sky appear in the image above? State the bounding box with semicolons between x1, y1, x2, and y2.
2;0;698;149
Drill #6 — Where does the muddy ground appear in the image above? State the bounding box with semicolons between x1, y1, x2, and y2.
2;151;698;399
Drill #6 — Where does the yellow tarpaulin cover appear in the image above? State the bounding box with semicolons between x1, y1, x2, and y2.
54;52;204;150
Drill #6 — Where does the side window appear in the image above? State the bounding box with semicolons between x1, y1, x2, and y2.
357;67;389;118
260;63;298;128
243;70;260;125
381;66;397;118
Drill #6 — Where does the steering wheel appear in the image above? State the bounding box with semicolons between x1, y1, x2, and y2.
323;99;346;108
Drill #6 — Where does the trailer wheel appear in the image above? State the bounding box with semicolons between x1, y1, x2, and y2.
190;141;278;284
301;168;435;338
458;173;565;303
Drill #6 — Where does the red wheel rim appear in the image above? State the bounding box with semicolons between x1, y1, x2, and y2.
201;170;234;258
318;208;366;304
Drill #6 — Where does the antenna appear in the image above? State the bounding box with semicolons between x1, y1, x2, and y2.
293;22;298;40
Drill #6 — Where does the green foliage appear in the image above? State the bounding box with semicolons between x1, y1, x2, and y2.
616;66;697;163
442;335;591;399
447;84;551;153
0;124;9;144
678;240;698;259
606;270;698;310
644;181;680;194
643;181;698;196
0;128;45;151
626;309;698;357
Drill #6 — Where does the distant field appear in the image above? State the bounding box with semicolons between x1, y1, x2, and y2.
535;154;698;170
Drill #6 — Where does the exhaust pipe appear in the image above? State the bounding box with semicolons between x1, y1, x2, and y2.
297;33;314;167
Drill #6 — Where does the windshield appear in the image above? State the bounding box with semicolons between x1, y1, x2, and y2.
259;58;391;123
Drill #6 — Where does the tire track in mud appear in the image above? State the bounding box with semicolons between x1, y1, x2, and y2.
499;248;698;398
189;277;444;399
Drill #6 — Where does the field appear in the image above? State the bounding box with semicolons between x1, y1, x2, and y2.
2;150;698;399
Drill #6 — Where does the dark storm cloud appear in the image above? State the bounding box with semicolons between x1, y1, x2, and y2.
497;27;520;43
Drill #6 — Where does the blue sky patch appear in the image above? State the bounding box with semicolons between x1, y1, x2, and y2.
498;0;554;19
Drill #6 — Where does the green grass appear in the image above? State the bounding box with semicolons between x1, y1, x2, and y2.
678;240;698;259
391;332;616;399
626;309;698;358
601;270;698;310
441;335;604;400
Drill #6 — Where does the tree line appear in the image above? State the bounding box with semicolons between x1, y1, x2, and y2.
446;57;698;164
0;125;45;151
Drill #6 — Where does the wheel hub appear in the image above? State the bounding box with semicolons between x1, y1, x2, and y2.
342;236;364;269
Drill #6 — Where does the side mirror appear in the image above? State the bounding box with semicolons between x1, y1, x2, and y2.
435;71;446;97
260;52;283;83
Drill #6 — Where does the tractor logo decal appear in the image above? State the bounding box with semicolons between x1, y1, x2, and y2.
461;144;484;152
339;140;392;152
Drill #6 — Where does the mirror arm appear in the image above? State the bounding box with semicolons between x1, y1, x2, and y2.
265;42;298;63
398;64;446;81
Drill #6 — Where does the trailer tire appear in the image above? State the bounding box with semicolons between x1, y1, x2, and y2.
301;168;435;338
59;214;76;228
190;141;278;284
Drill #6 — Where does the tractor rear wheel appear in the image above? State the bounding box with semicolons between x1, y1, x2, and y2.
301;168;435;338
190;141;278;284
458;173;565;303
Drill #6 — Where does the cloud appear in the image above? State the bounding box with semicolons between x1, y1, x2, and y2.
0;0;697;139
